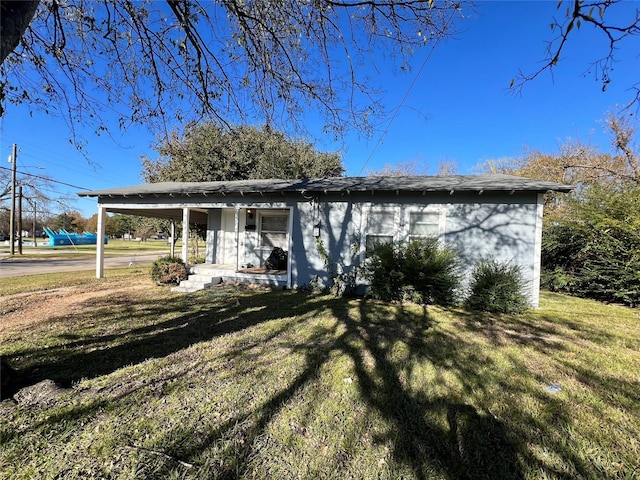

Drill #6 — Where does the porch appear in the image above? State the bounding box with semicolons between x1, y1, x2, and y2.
171;263;288;293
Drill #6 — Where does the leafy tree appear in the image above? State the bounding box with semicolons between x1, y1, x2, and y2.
542;184;640;307
478;112;640;306
2;1;637;143
49;212;84;232
480;113;638;187
109;214;138;238
478;112;639;214
142;123;343;182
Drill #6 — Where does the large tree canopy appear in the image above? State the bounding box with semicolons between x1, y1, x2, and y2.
1;0;638;141
0;0;465;138
141;123;344;183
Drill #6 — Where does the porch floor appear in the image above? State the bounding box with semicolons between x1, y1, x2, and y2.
237;266;287;276
189;263;288;287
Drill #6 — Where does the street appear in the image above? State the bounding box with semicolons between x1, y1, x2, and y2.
0;253;165;278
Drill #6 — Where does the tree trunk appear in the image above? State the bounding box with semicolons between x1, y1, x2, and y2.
1;0;40;65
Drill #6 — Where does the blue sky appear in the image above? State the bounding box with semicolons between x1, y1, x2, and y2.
1;1;637;217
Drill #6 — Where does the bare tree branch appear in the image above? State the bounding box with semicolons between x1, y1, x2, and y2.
511;0;640;108
0;0;467;143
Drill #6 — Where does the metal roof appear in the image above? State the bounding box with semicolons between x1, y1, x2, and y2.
78;175;573;198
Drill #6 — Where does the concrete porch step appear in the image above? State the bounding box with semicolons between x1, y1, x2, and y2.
171;276;221;293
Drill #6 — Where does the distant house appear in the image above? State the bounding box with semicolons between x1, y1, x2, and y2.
78;175;572;307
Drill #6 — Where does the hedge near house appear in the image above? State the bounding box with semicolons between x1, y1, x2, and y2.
364;238;461;305
464;259;530;314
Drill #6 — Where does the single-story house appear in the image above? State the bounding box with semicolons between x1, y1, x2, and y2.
78;175;572;307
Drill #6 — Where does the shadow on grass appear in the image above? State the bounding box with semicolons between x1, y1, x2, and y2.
1;287;324;399
147;299;529;480
1;289;613;479
339;300;525;480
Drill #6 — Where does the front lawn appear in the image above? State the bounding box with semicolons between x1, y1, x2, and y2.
0;272;638;479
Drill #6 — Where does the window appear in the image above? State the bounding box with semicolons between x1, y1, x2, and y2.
366;210;395;253
259;212;288;249
409;211;440;240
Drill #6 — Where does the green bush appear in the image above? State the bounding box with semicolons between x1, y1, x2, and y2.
541;185;640;307
364;238;461;305
403;237;462;306
465;259;530;314
150;256;188;285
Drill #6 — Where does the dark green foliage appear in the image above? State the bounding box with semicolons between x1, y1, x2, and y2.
364;238;461;305
542;185;640;307
142;123;343;183
465;259;530;314
150;256;188;285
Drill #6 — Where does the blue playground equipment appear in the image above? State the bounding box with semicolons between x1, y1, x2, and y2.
43;227;109;246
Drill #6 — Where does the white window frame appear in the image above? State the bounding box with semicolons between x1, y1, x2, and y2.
362;205;400;255
403;206;446;242
257;209;289;250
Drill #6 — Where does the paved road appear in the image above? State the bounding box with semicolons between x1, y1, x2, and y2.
0;253;166;278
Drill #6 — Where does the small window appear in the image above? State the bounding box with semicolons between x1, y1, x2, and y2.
366;210;395;253
409;211;440;240
260;213;288;249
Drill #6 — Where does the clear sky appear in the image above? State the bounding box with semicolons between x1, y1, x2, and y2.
1;1;637;218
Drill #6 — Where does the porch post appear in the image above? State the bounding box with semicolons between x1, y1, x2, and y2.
287;206;293;289
181;208;190;263
234;207;240;271
170;221;176;257
96;205;106;278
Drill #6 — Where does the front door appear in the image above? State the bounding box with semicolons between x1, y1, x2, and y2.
220;208;236;265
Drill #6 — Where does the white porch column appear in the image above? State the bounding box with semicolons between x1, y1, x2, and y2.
96;205;106;278
287;206;293;289
234;207;240;271
182;208;190;263
170;221;176;258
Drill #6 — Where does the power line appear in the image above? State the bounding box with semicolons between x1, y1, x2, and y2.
0;165;91;190
357;10;457;176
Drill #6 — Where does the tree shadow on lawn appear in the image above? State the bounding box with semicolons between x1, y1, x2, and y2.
2;291;600;479
153;299;531;480
1;287;326;399
340;300;526;480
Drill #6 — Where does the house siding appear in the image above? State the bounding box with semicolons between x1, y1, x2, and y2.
288;191;540;305
92;189;544;306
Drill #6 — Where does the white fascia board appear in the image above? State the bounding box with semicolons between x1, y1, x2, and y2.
96;200;291;210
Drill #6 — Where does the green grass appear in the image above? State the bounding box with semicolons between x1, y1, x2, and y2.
0;274;639;480
0;267;149;295
0;238;173;256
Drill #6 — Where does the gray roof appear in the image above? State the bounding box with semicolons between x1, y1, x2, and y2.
78;175;573;198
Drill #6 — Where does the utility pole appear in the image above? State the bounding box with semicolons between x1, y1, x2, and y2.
18;185;23;255
8;143;17;255
33;201;37;247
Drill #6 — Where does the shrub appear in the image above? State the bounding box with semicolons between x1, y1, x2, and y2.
465;259;530;314
150;256;188;285
541;185;640;307
403;237;461;306
364;238;461;305
364;241;406;302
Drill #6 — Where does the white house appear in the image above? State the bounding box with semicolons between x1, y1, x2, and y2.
78;175;572;307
